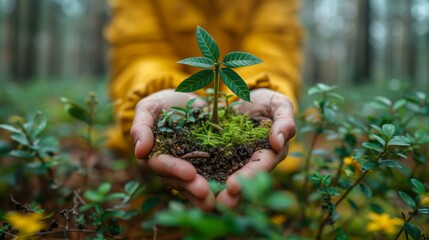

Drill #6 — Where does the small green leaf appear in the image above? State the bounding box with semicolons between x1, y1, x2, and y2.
382;124;395;138
418;207;429;215
362;142;383;152
222;51;262;68
347;199;359;211
379;160;402;168
0;124;21;134
10;150;35;158
335;227;350;240
371;125;384;134
265;192;296;211
208;181;226;195
219;68;250;102
124;181;140;196
321;175;332;186
403;222;421;239
388;136;411;146
61;98;90;123
410;178;425;194
177;57;214;68
398;191;417;209
375;96;392;106
186;98;197;110
393;99;407;111
141;197;160;212
372;134;386;146
176;70;214;93
98;182;112;196
359;183;372;198
196;26;220;61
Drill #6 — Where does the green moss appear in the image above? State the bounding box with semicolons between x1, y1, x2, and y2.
190;108;270;148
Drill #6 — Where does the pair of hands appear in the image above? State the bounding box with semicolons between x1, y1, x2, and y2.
130;88;296;211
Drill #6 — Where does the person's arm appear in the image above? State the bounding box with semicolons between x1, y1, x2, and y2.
215;0;303;207
233;0;303;109
104;0;188;139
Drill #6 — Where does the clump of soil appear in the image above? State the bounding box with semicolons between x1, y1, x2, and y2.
151;108;271;182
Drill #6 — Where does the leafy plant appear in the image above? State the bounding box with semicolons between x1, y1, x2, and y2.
175;26;262;123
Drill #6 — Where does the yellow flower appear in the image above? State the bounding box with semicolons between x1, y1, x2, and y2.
271;214;287;225
6;212;45;237
420;194;429;206
343;156;361;176
366;212;403;235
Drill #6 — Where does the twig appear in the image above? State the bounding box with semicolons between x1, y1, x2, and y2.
179;151;210;159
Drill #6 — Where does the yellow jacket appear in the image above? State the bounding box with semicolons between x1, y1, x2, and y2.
105;0;303;155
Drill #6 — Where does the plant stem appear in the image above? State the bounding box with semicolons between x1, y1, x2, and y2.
316;171;369;239
212;64;220;124
394;212;416;240
303;132;320;194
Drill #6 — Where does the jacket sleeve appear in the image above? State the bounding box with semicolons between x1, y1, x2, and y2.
104;0;188;141
233;0;303;109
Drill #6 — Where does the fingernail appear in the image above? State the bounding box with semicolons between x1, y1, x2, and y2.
135;139;140;148
277;133;285;147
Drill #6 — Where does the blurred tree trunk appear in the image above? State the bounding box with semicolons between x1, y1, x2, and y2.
354;0;371;84
10;0;40;81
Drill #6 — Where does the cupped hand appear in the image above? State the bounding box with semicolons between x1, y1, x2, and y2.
216;88;296;208
130;89;216;211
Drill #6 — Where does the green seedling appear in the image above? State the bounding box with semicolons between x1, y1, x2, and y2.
176;26;263;124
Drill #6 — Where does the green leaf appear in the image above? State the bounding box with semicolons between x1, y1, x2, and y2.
177;57;213;68
186;98;197;111
124;181;140;196
371;125;384;134
417;207;429;215
403;222;421;239
410;178;425;194
196;26;220;61
388;136;411;146
176;70;214;92
359;183;372;198
398;191;417;209
375;96;392;106
0;124;21;134
393;99;407;111
362;142;383;152
379;160;402;168
219;68;250;102
265;192;296;211
98;182;112;196
382;124;395;138
222;51;262;68
335;227;350;240
30;113;47;138
10;150;35;158
372;134;386;146
141;197;160;212
347;199;359;211
208;181;226;195
321;175;332;186
61;97;90;123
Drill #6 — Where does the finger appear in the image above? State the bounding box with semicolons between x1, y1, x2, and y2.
131;100;160;159
160;174;212;200
225;149;279;195
216;189;241;209
146;154;197;181
269;94;296;152
181;191;216;211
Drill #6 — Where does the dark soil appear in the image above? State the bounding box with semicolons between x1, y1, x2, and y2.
151;113;271;182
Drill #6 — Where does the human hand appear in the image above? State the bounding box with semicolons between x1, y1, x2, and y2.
130;89;216;210
216;88;296;208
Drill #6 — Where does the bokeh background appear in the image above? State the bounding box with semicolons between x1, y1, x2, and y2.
0;0;428;97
